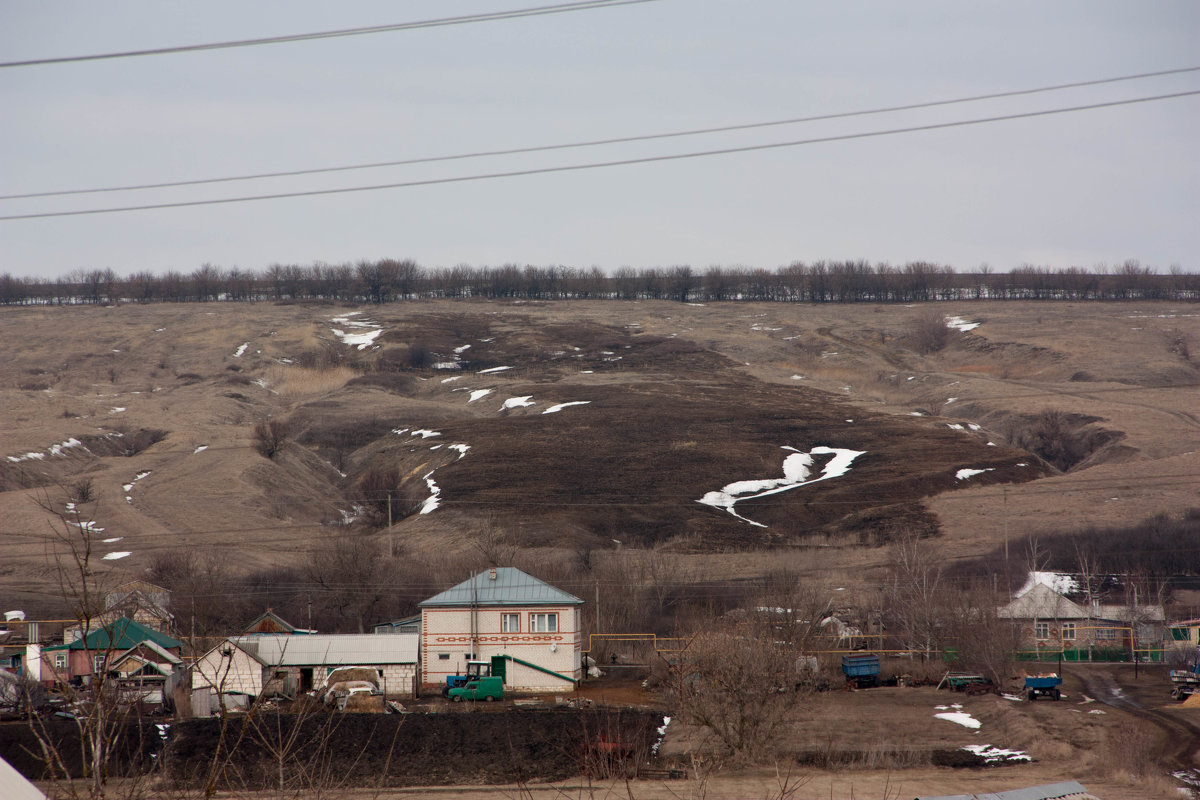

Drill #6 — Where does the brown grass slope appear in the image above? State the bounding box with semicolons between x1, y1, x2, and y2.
1;300;1198;613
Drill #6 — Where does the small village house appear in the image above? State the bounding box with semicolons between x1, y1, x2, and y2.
418;567;584;692
39;617;183;695
1167;618;1200;661
997;576;1165;660
190;638;271;713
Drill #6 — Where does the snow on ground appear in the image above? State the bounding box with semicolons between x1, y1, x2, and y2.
478;366;512;374
419;472;440;514
448;444;470;460
8;438;85;462
543;401;590;414
193;445;208;454
933;704;981;729
102;552;131;560
946;316;981;332
123;470;152;503
468;389;494;403
955;468;994;480
652;716;671;757
233;343;249;358
698;445;866;528
410;429;441;439
330;312;383;350
502;396;534;410
961;744;1030;763
441;376;463;383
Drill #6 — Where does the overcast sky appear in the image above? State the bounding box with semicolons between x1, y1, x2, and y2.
2;1;1198;279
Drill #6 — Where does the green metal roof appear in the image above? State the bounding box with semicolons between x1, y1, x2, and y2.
44;617;182;652
419;567;583;608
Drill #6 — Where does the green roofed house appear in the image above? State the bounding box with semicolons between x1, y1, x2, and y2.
418;567;584;693
40;617;183;690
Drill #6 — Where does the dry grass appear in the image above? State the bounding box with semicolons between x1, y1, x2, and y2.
267;365;357;398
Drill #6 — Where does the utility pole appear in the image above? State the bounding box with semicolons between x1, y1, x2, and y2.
387;493;394;557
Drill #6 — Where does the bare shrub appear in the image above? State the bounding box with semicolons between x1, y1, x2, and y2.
912;309;950;354
69;478;95;504
254;420;290;459
407;342;435;368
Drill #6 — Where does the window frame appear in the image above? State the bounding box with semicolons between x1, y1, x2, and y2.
54;653;68;670
530;612;558;633
1061;622;1076;641
502;613;520;633
1034;621;1050;640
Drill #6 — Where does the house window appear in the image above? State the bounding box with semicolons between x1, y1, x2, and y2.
54;653;67;670
1034;622;1049;639
1061;622;1076;641
437;653;450;660
1095;627;1117;641
1173;627;1192;641
93;654;106;673
502;613;520;633
530;613;558;633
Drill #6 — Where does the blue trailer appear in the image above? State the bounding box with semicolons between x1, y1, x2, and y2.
841;654;880;687
1024;674;1062;701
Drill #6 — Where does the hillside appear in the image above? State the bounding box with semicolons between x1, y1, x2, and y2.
2;299;1198;619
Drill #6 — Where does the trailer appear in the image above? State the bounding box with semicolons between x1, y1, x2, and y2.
1024;674;1062;701
1170;668;1200;701
841;654;880;688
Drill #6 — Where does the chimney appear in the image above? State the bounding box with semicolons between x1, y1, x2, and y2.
489;568;497;581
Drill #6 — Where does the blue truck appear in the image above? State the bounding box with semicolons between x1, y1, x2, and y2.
841;653;880;687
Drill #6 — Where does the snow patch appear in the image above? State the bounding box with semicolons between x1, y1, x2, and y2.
478;366;512;374
102;552;132;561
419;472;441;514
543;401;591;414
698;446;866;528
955;468;994;480
502;396;535;410
468;389;494;403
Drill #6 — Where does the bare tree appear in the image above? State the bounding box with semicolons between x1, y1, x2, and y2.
662;614;812;765
885;533;949;660
27;494;153;800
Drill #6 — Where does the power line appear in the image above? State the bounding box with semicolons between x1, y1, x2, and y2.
0;0;661;69
3;89;1196;222
4;65;1197;201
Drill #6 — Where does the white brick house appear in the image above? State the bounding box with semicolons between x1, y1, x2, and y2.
418;567;584;693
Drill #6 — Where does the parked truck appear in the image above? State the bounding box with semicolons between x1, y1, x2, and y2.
442;660;494;697
841;653;880;687
448;675;504;702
